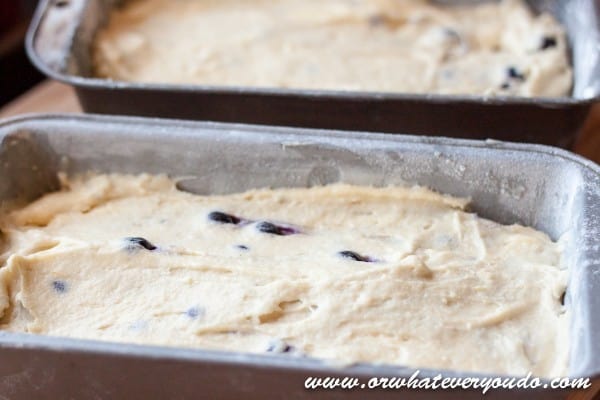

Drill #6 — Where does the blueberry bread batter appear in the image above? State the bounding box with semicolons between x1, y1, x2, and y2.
0;174;568;377
93;0;572;96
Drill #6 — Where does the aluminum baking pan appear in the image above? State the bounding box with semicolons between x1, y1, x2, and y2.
26;0;600;148
0;113;598;400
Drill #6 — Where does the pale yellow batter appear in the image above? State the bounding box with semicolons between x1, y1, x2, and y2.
93;0;572;97
0;174;567;377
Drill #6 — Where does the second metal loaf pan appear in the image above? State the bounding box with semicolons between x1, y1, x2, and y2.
26;0;600;148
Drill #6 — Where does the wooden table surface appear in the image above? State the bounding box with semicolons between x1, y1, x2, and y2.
0;80;600;164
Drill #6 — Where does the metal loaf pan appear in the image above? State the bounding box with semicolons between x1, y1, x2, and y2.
0;114;598;399
26;0;600;148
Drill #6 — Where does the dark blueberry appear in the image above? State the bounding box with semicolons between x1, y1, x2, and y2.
540;36;557;50
185;307;203;319
560;290;566;306
124;237;157;251
338;250;373;263
236;245;249;251
267;341;294;353
208;211;241;225
52;280;67;293
256;221;299;236
507;67;526;81
500;82;510;90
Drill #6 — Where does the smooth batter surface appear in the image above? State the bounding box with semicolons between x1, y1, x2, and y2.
0;174;568;377
93;0;572;97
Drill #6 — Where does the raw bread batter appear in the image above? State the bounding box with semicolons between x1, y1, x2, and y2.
93;0;572;96
0;174;567;377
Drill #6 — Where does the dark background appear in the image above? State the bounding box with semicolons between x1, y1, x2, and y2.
0;0;44;107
